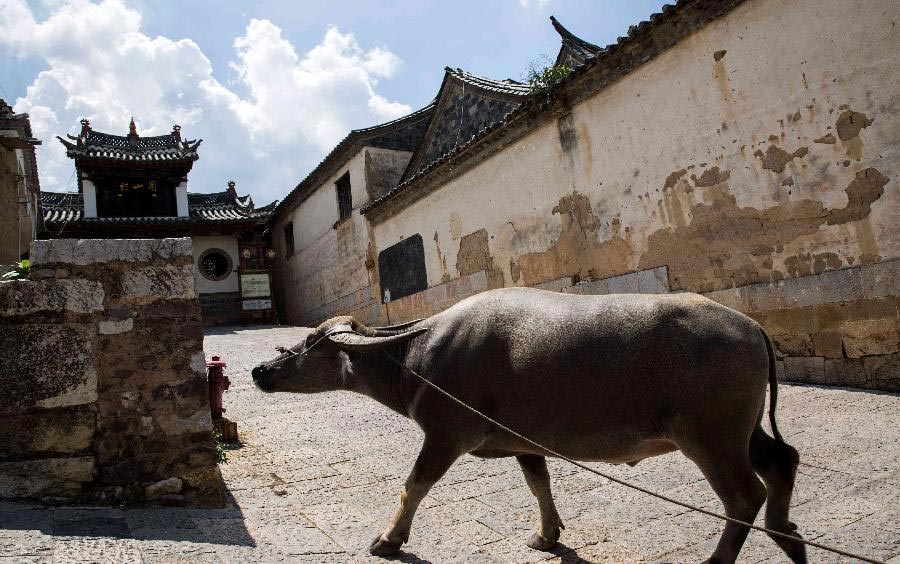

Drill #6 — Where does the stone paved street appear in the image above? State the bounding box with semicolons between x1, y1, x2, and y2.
2;325;899;564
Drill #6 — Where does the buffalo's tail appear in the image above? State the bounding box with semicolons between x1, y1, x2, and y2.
760;328;785;443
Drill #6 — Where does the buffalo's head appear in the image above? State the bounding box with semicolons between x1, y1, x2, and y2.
252;316;426;393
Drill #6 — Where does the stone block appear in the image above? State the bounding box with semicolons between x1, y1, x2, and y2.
532;276;574;292
840;318;899;358
772;333;813;357
740;281;785;312
0;279;104;315
824;358;867;387
572;278;609;295
782;267;863;309
783;356;825;384
811;331;843;358
0;324;98;414
122;265;195;304
2;409;95;457
703;287;742;311
862;354;900;392
0;457;95;498
31;238;192;267
98;318;133;335
145;477;183;499
607;272;640;294
861;258;899;299
638;266;670;294
154;408;212;436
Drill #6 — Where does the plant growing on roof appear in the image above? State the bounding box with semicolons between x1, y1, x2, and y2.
525;55;572;100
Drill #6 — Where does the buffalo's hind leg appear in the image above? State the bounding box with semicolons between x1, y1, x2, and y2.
516;454;565;551
682;442;767;564
750;426;807;564
369;435;461;557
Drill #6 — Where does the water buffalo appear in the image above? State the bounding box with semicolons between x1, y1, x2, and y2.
252;288;806;564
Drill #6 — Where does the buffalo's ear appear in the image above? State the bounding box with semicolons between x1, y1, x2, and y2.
327;327;428;353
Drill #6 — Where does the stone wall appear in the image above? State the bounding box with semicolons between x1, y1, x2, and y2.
0;238;222;506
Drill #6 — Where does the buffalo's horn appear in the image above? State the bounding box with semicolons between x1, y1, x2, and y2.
326;327;428;352
371;318;425;337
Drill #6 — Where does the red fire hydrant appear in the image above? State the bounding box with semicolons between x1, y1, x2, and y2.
206;356;230;420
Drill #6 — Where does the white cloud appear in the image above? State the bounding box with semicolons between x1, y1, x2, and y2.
0;0;412;202
519;0;551;8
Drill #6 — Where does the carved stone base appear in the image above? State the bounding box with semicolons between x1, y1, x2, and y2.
213;417;238;443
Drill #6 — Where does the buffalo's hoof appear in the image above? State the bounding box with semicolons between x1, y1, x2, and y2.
369;534;403;557
526;532;558;551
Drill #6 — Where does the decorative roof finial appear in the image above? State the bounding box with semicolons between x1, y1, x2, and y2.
226;180;237;197
80;118;91;136
172;124;181;140
129;117;138;137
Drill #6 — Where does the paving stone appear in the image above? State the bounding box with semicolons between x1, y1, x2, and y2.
52;509;129;539
51;536;143;564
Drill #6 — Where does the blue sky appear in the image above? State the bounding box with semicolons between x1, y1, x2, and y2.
1;0;666;203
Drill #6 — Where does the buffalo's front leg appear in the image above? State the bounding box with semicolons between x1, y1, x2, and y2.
369;436;460;556
517;454;564;550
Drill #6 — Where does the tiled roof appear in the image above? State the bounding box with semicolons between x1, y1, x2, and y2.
445;68;531;96
41;192;84;224
272;103;434;218
57;119;201;165
399;68;529;182
362;0;746;218
551;16;604;68
41;189;276;227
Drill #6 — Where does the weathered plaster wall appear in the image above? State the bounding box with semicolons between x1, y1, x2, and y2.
379;0;898;289
274;150;380;325
369;0;898;387
0;238;222;505
0;146;20;264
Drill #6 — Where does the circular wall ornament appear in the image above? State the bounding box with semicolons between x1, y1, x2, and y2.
198;248;233;281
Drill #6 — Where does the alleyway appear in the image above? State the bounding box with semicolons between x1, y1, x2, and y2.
3;325;898;563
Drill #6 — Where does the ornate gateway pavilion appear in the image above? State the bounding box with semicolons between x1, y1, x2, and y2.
40;118;278;324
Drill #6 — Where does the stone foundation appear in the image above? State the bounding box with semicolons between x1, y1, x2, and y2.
0;238;222;506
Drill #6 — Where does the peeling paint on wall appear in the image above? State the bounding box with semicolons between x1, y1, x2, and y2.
826;167;889;225
638;164;890;291
514;191;632;286
835;109;873;161
753;144;809;173
456;228;504;288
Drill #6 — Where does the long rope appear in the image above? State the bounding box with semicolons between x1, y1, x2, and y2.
379;350;887;564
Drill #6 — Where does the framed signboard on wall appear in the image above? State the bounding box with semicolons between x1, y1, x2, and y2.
240;273;270;298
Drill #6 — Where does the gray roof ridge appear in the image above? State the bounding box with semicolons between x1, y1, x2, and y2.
550;15;604;54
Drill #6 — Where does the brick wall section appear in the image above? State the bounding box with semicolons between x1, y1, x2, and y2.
705;259;899;391
0;238;222;506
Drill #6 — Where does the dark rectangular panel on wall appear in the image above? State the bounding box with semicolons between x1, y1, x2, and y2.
378;234;427;303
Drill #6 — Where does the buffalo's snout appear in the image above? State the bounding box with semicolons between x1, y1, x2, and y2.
252;365;273;391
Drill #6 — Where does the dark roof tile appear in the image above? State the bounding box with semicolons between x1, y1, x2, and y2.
57;120;201;165
41;189;276;227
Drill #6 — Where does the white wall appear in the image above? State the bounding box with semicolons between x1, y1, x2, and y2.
81;176;97;218
373;0;900;295
276;150;375;322
191;235;240;294
176;181;189;217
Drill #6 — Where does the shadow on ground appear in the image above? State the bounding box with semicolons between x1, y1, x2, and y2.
0;479;255;548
